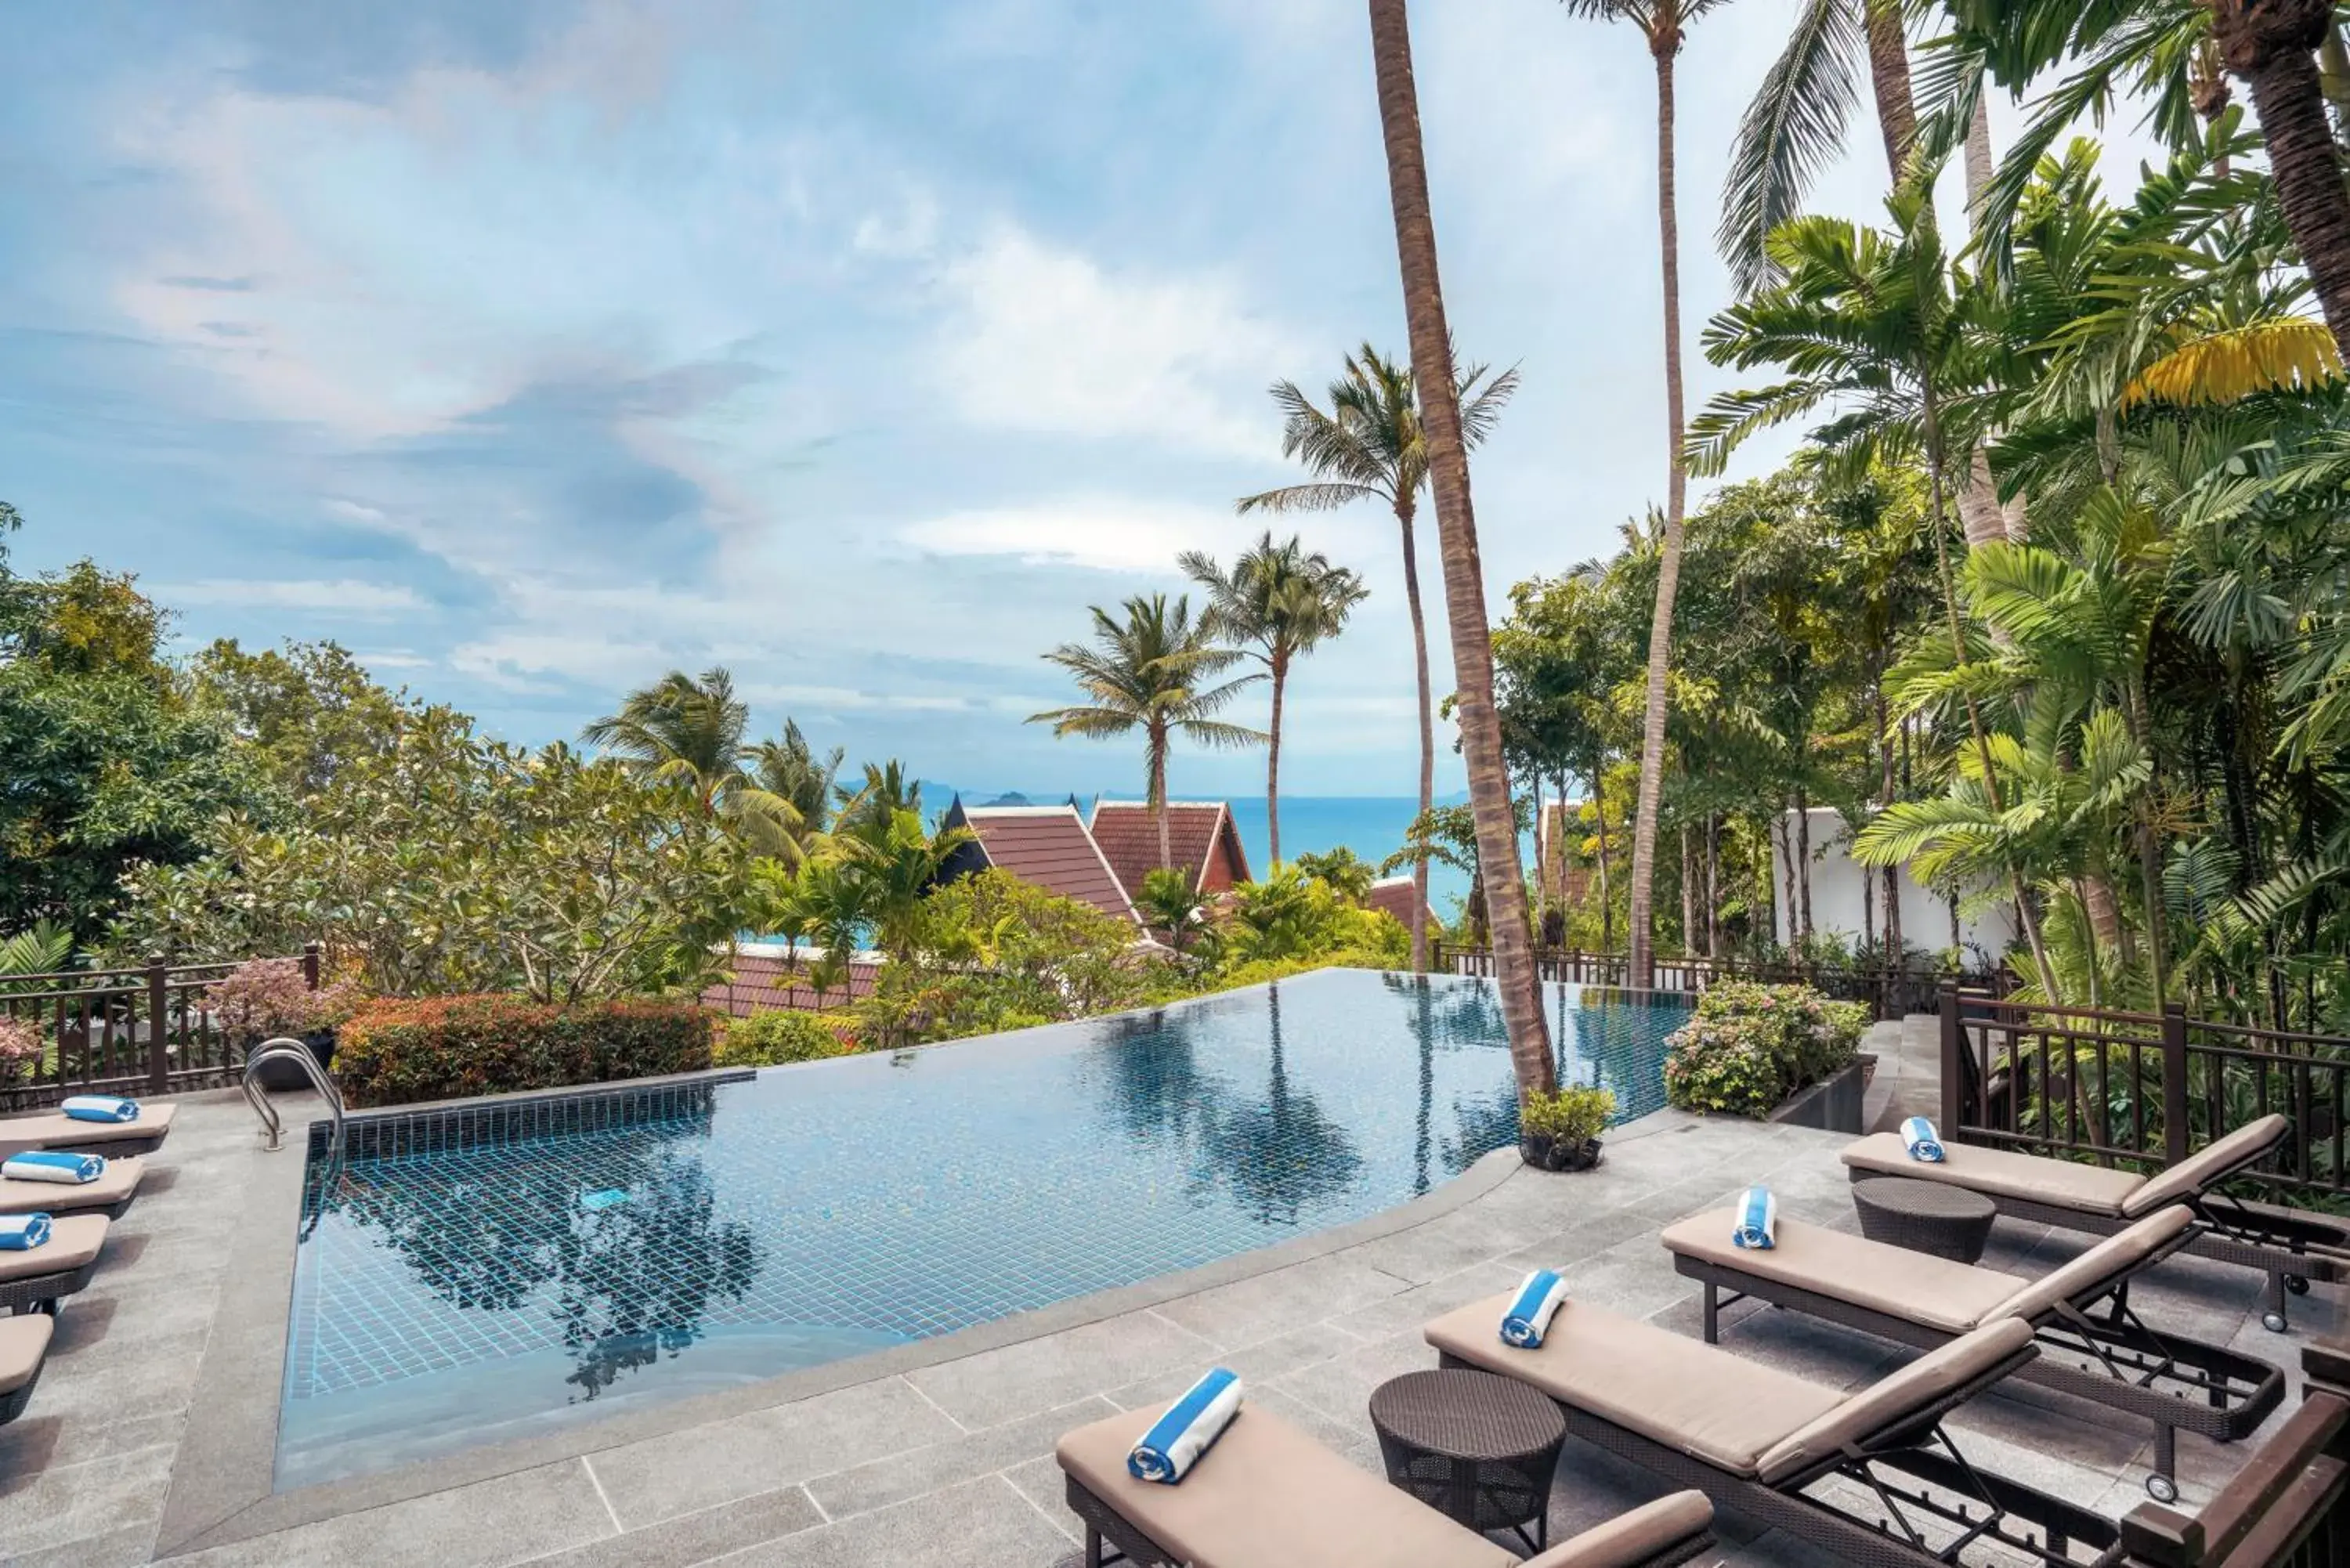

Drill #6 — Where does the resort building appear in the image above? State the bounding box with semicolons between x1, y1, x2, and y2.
1366;873;1437;934
935;798;1142;927
1087;799;1253;905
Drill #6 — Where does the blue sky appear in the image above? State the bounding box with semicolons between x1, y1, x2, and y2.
1;2;2150;798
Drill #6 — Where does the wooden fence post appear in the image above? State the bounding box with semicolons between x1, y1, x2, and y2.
302;941;321;991
145;953;170;1096
2162;1001;2191;1166
1940;981;1963;1137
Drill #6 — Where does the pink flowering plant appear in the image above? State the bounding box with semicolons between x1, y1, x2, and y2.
207;957;363;1042
0;1016;44;1085
1663;981;1867;1118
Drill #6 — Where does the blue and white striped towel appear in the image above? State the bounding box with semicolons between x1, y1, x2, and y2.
60;1095;139;1124
1499;1269;1570;1348
0;1213;50;1251
1732;1187;1777;1249
1126;1368;1242;1484
1900;1116;1947;1163
2;1151;103;1185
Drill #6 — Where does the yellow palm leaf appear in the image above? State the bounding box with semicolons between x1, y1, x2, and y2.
2121;317;2343;409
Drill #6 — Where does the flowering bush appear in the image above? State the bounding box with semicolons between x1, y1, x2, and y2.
0;1016;43;1084
1664;981;1867;1118
206;956;363;1042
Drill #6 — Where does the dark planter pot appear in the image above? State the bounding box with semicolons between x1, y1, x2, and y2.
1768;1055;1869;1134
249;1028;336;1092
1519;1134;1604;1172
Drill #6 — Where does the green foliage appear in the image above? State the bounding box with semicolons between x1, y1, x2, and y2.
1221;865;1409;967
1664;981;1865;1118
1292;847;1376;903
581;667;806;860
1520;1083;1615;1146
335;993;715;1108
890;867;1159;1043
716;1008;858;1066
187;638;410;799
1135;867;1211;952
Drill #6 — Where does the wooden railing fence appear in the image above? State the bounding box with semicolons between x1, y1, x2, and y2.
1436;943;2007;1021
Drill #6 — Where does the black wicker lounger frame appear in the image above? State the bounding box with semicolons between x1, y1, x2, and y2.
1672;1238;2284;1504
1438;1340;2120;1568
0;1354;43;1425
0;1252;99;1317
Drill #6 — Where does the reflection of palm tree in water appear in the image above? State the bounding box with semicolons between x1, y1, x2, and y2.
332;1119;760;1400
1412;981;1434;1197
1202;982;1363;1226
1383;972;1519;1180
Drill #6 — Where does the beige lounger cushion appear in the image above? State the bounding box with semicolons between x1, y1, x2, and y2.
1842;1133;2145;1216
1424;1296;1842;1476
1753;1317;2034;1484
1521;1490;1713;1568
0;1313;52;1396
2121;1116;2288;1217
0;1215;107;1283
0;1156;143;1216
1990;1205;2194;1324
1057;1403;1517;1568
0;1103;176;1154
1661;1212;2028;1335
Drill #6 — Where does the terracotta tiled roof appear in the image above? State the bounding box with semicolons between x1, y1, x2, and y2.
945;802;1141;925
1087;800;1251;902
1367;874;1435;932
700;949;879;1018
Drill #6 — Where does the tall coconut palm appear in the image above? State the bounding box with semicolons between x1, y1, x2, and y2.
1029;595;1265;869
1364;0;1556;1097
1560;0;1729;991
580;667;801;858
1237;349;1517;971
751;720;844;843
1179;533;1370;867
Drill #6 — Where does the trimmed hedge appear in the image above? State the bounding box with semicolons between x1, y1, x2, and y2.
1663;981;1868;1119
335;994;717;1108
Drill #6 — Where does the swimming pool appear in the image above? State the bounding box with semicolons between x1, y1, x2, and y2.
279;970;1689;1487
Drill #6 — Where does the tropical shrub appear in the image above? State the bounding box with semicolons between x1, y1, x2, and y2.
205;956;363;1042
0;1016;42;1084
1664;982;1865;1118
715;1008;857;1067
1219;865;1409;968
1520;1083;1614;1145
334;993;716;1107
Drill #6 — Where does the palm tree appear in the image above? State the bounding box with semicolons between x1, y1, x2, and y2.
751;721;844;842
1560;0;1728;992
1237;349;1517;971
580;667;800;858
1029;595;1264;869
1294;846;1378;903
1365;0;1556;1098
1136;867;1213;955
1179;533;1369;868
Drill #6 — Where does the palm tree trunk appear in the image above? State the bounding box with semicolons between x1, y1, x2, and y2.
1877;678;1904;963
1267;650;1288;867
1860;0;1916;175
1149;724;1172;870
1593;770;1614;950
1396;495;1435;971
1365;0;1556;1093
2218;1;2350;359
1627;32;1689;994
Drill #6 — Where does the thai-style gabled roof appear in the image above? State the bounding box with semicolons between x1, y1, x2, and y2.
938;799;1141;925
1086;800;1252;902
1366;873;1436;933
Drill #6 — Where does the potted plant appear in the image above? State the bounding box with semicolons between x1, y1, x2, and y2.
1519;1083;1615;1172
209;958;362;1090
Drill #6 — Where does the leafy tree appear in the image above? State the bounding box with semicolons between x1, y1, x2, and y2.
1292;846;1377;903
1180;532;1368;865
1238;346;1516;971
1029;594;1263;869
188;638;410;798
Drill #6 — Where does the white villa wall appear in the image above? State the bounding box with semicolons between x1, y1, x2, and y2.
1770;806;2016;966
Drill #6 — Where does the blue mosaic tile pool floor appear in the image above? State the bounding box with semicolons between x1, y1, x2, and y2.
279;970;1687;1487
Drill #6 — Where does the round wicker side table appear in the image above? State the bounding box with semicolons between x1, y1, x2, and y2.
1852;1176;1999;1263
1368;1367;1567;1552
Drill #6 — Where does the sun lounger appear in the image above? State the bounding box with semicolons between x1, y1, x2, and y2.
1842;1114;2350;1330
0;1312;52;1423
0;1101;175;1158
1661;1203;2284;1502
0;1155;143;1219
1056;1400;1716;1568
0;1213;108;1316
1426;1299;2119;1568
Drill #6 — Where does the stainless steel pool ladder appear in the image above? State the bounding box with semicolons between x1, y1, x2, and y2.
241;1035;347;1162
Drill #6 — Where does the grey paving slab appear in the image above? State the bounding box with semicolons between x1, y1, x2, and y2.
510;1483;826;1568
902;1307;1217;1429
1146;1252;1414;1349
164;1459;615;1567
801;1396;1118;1522
720;1475;1072;1568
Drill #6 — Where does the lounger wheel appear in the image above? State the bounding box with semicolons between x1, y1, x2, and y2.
2146;1472;2178;1505
2262;1309;2289;1333
2287;1274;2311;1295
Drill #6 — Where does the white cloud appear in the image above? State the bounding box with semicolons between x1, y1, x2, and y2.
934;224;1297;459
157;578;427;616
898;496;1285;573
851;191;939;258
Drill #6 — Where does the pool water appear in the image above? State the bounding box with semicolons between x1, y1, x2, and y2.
279;970;1687;1487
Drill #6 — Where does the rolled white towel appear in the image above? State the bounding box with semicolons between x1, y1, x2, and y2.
60;1095;139;1124
2;1151;103;1185
0;1213;50;1251
1126;1368;1242;1484
1732;1186;1777;1249
1900;1116;1947;1162
1499;1269;1569;1348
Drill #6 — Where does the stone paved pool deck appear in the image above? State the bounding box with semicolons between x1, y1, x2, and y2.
1;1037;2338;1567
